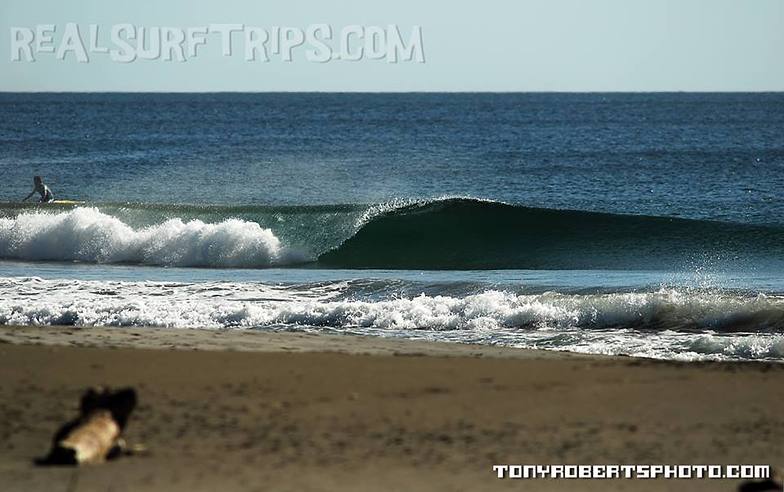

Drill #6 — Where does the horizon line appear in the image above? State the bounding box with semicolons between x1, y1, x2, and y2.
2;90;784;94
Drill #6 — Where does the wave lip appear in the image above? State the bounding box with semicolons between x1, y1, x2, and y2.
0;207;298;268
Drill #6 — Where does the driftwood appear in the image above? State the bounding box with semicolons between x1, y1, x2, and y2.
37;387;137;466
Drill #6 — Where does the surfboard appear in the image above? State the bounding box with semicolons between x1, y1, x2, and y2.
50;200;86;205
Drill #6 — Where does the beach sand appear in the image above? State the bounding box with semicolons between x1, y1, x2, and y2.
0;325;782;491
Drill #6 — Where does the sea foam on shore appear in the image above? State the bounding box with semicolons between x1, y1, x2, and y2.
2;277;783;361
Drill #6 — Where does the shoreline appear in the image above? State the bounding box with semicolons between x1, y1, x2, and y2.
0;324;580;359
1;325;783;491
2;324;782;367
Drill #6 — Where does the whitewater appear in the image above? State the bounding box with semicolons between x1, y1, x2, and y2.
0;207;295;267
1;276;783;361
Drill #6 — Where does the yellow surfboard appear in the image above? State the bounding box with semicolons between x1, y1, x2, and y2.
51;200;85;205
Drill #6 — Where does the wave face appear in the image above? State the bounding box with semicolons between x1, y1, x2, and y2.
0;198;782;270
1;277;783;361
0;208;295;267
319;198;784;270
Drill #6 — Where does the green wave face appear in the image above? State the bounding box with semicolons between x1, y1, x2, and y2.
317;199;784;270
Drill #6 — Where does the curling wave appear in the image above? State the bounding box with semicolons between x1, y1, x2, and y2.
319;198;784;270
1;198;783;270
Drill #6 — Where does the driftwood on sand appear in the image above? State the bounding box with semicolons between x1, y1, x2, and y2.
37;387;137;466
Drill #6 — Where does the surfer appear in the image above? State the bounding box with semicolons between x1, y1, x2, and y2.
22;176;54;203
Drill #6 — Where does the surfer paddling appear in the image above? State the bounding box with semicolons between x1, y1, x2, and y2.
22;176;54;203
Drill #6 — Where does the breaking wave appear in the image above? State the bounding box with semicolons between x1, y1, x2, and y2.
0;198;782;270
0;207;299;267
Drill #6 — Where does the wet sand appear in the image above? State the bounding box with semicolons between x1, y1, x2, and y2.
0;325;782;491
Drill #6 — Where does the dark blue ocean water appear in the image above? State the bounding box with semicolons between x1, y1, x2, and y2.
1;92;783;224
1;93;783;360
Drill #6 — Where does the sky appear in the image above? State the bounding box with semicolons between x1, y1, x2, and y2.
1;0;783;92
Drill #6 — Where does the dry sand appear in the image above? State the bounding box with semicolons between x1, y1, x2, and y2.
0;325;782;492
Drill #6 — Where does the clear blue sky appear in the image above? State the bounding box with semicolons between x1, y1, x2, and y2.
2;0;783;91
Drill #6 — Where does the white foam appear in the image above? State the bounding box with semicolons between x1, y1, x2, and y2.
0;208;298;267
1;278;783;361
684;333;784;359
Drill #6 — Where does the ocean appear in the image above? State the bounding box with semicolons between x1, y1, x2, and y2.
1;92;783;361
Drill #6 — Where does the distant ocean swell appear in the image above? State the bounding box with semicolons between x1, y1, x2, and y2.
0;198;782;270
1;278;783;360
